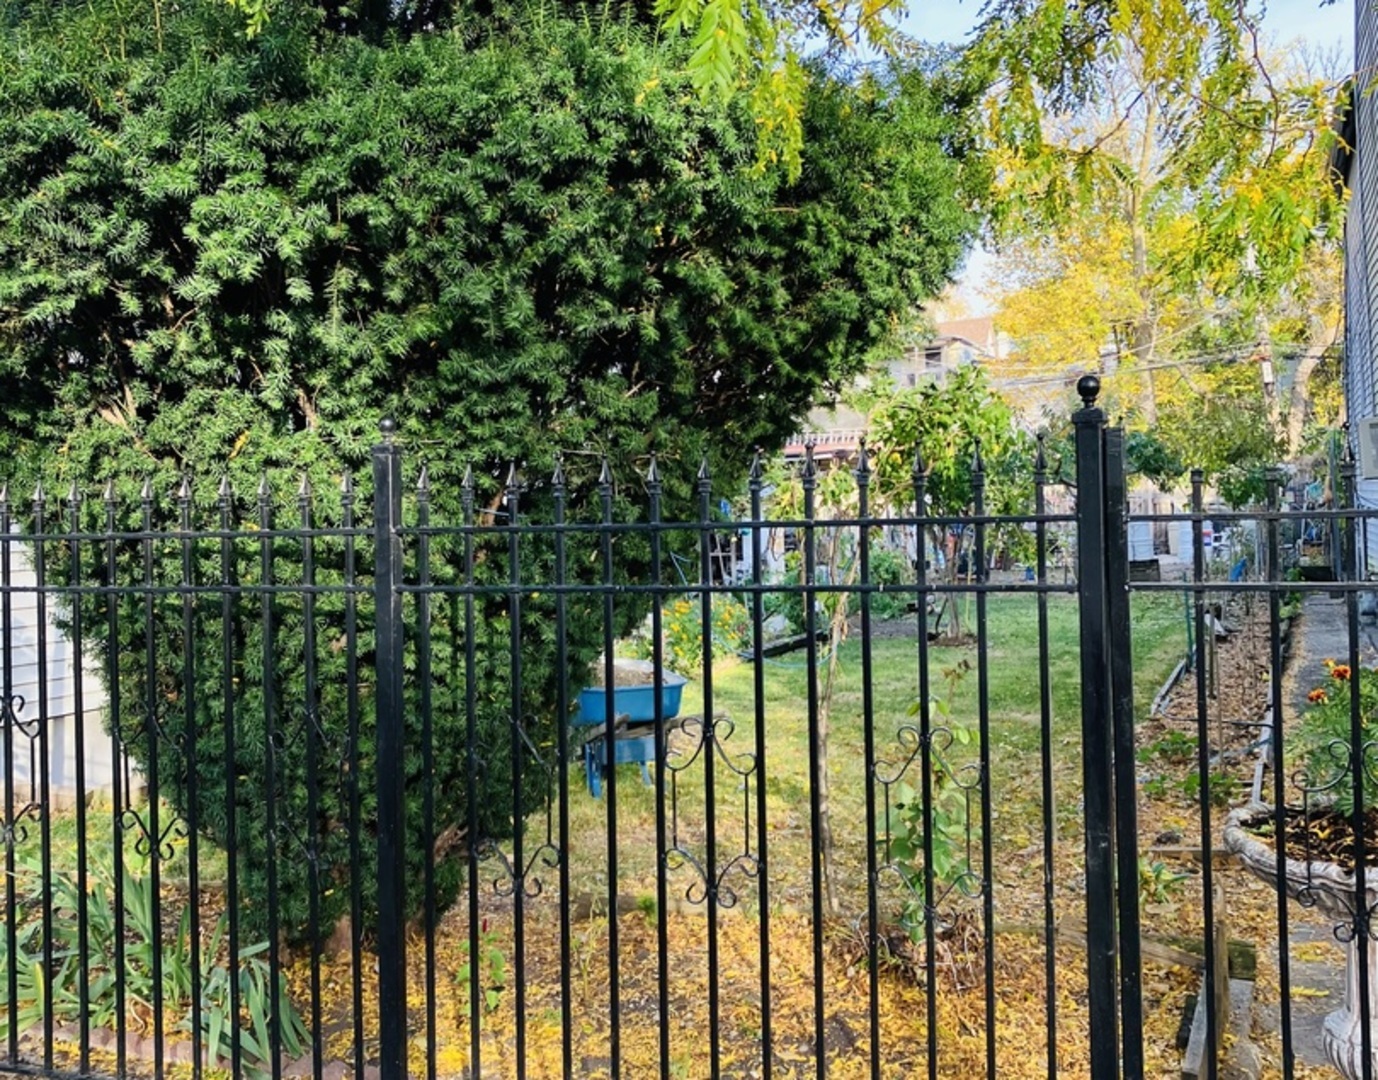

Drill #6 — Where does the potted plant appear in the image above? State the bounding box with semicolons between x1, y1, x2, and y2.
1224;660;1378;1080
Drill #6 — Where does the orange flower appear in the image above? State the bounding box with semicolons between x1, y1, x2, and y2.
1308;688;1329;703
1333;665;1352;681
1325;658;1338;670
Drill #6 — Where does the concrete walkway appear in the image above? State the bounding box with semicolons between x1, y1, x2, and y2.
1254;593;1378;1069
1282;593;1378;724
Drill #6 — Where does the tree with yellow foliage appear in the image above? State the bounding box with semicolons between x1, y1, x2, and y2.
972;0;1345;438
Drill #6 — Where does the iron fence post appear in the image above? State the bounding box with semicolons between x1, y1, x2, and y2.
1104;427;1143;1076
1072;375;1120;1078
372;420;408;1080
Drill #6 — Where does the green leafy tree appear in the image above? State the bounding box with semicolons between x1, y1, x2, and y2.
0;0;976;939
869;367;1034;640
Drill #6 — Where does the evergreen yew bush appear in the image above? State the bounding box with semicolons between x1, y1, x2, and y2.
0;0;976;940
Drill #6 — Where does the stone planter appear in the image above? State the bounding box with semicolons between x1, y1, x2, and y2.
1224;806;1378;1080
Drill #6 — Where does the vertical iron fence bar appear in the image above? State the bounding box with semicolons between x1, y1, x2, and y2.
647;456;672;1080
506;464;529;1077
748;451;773;1080
802;446;826;1079
1341;449;1373;1080
299;478;324;1080
972;445;997;1077
552;458;574;1080
32;483;55;1071
1034;435;1058;1079
372;423;408;1080
1265;467;1295;1079
140;478;166;1080
914;453;939;1080
258;476;284;1080
342;471;365;1080
857;443;881;1080
461;467;481;1078
219;478;244;1080
0;483;15;1067
697;458;723;1079
1104;429;1143;1077
177;477;204;1080
104;482;129;1078
416;469;438;1080
646;483;672;1075
67;483;92;1073
1190;468;1219;1080
598;459;622;1077
1071;376;1119;1079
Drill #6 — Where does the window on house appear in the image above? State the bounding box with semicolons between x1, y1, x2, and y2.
924;347;942;370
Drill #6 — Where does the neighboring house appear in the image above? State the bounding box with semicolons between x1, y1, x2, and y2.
889;315;1010;388
1344;0;1378;573
0;537;118;808
793;317;1011;460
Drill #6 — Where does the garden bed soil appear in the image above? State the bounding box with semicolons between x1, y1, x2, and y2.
586;664;664;688
1239;806;1378;871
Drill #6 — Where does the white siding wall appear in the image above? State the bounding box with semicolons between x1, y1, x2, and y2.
1349;0;1378;572
0;534;117;801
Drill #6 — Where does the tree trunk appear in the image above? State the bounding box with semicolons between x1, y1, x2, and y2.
1286;346;1326;458
1129;94;1159;426
814;537;856;918
817;593;846;918
925;523;963;640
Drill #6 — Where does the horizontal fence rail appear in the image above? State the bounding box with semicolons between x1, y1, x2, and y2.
2;394;1378;1079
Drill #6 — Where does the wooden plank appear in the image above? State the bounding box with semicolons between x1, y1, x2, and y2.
1145;844;1238;866
995;918;1255;977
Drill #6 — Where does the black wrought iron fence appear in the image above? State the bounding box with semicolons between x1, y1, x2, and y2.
2;380;1378;1080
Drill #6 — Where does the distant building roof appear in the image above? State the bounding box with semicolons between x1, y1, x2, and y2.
934;316;996;351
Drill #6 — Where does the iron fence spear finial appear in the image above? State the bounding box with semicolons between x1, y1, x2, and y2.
856;437;871;483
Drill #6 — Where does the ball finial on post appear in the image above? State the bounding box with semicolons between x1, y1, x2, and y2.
1076;375;1101;409
379;417;397;442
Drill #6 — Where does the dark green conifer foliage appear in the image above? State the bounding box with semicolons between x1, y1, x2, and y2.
0;0;975;939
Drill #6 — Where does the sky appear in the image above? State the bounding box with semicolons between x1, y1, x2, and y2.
902;0;1355;313
901;0;1352;56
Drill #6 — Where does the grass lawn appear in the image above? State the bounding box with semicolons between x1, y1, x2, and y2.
5;589;1194;1078
555;590;1188;925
